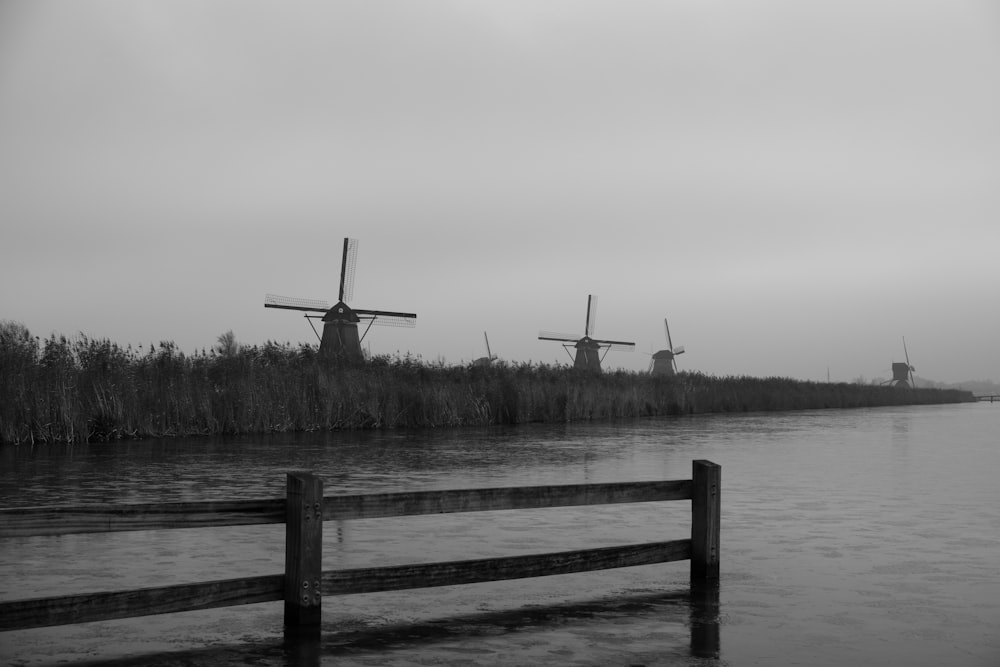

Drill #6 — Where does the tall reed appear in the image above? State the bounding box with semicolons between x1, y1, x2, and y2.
0;322;975;445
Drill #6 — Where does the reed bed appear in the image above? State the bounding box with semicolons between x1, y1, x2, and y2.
0;322;975;445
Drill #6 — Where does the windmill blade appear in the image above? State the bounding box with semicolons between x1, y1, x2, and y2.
484;331;493;359
539;330;582;342
363;316;416;328
902;336;916;387
264;294;329;312
664;318;674;350
585;294;598;338
673;345;685;355
339;238;359;303
355;309;416;327
594;339;636;350
902;337;917;387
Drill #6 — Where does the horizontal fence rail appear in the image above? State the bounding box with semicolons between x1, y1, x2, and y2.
322;541;693;596
323;480;695;521
0;542;694;631
0;460;720;633
0;575;285;631
0;499;289;537
0;481;693;537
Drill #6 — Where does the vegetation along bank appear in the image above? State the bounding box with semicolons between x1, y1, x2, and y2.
0;322;975;445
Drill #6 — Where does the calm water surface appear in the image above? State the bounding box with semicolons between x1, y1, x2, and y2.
1;403;998;666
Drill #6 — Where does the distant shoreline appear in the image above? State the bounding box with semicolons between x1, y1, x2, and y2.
0;327;974;445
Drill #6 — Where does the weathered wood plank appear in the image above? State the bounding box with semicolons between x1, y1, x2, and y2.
284;472;323;627
0;499;288;537
690;460;721;580
323;540;692;595
0;540;692;631
0;481;693;538
0;481;691;538
0;575;284;631
323;480;693;521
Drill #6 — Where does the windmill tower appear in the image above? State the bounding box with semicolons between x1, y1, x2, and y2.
538;295;635;372
264;238;416;362
890;337;916;388
473;332;498;367
649;318;685;376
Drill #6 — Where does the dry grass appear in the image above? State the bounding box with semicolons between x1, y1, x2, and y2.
0;322;975;444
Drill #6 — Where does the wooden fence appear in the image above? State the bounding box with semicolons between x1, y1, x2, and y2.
0;459;720;632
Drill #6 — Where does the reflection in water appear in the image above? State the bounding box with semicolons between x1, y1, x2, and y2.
57;590;717;666
0;421;699;507
283;626;322;667
890;411;911;448
319;590;709;662
689;579;721;659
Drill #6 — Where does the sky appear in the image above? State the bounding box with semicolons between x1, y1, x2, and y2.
1;1;998;384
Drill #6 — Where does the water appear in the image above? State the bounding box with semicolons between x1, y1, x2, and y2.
1;403;998;666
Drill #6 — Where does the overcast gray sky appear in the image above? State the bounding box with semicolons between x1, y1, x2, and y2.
1;1;998;384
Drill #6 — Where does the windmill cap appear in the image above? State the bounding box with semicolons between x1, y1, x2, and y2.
322;301;360;323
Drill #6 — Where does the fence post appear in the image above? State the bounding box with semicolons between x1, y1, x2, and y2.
284;472;323;627
691;460;720;580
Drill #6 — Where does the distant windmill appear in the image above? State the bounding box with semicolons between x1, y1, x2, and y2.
539;294;635;372
649;318;685;376
264;238;416;362
890;336;917;388
473;332;498;367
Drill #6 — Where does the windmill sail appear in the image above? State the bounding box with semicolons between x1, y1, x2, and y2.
539;331;584;342
585;295;597;337
264;294;329;312
354;310;417;327
339;238;358;303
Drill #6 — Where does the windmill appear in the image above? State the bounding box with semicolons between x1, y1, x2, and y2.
538;294;635;372
473;332;498;367
264;238;416;362
890;336;917;388
649;318;685;376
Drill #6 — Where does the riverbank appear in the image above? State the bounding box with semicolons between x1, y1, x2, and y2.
0;328;974;444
